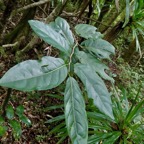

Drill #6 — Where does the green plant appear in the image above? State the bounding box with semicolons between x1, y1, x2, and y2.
124;0;144;55
44;86;144;144
0;17;115;143
88;87;144;144
116;61;144;101
0;116;7;137
0;105;31;140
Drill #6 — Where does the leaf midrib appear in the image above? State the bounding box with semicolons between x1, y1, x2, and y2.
77;66;109;113
69;78;83;142
0;64;67;84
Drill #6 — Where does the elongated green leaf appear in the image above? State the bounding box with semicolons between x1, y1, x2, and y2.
123;0;130;27
89;124;112;131
138;0;143;10
88;132;121;144
6;105;14;119
46;94;64;100
135;34;141;55
0;56;67;91
0;126;7;136
76;51;114;82
0;116;4;124
75;24;103;39
16;105;24;117
9;120;22;139
103;132;121;144
28;20;71;55
74;64;114;119
45;114;65;123
19;115;31;126
48;122;65;135
96;0;101;17
126;100;144;123
64;77;88;144
87;112;114;122
81;39;115;59
55;17;74;46
57;134;68;144
43;104;64;111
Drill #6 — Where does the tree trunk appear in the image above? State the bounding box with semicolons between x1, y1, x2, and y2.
95;0;113;28
3;7;36;46
0;0;18;43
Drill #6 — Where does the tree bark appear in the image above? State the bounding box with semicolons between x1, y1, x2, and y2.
0;0;18;43
3;7;37;46
16;0;68;58
95;0;112;28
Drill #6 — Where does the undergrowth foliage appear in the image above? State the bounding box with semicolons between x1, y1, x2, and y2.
0;17;115;143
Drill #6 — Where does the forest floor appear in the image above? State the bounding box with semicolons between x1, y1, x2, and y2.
0;48;70;143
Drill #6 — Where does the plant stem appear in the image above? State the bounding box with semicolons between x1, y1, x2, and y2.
2;88;12;117
68;42;78;73
2;41;18;48
11;0;51;15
